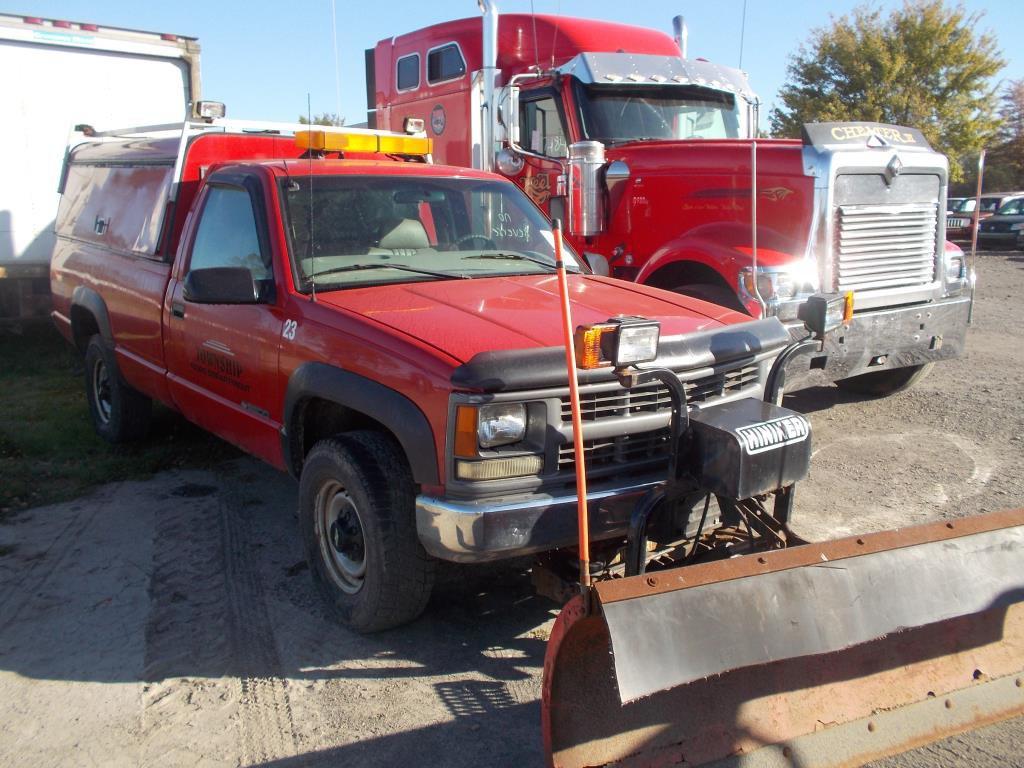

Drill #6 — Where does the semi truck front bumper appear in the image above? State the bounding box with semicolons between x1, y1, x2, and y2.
786;295;971;384
415;477;662;563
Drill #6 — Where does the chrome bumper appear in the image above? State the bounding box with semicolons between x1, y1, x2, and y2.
415;478;662;563
785;294;971;384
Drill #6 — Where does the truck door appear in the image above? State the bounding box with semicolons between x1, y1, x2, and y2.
163;173;284;466
514;92;569;222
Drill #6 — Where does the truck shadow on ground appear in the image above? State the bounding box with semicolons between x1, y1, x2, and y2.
0;456;554;763
782;383;874;415
0;453;554;688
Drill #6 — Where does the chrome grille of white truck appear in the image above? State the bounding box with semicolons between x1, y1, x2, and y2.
835;203;938;292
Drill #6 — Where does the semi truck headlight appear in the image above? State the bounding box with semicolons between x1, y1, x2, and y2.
477;403;527;448
739;264;818;304
945;253;965;282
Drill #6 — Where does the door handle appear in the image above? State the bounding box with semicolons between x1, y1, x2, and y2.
171;301;185;318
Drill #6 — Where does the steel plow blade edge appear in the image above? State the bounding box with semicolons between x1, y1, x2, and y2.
542;509;1024;768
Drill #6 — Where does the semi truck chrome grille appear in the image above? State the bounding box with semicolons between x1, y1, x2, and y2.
559;364;759;423
557;428;670;471
835;203;938;292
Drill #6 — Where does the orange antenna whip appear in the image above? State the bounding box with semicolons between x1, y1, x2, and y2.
554;222;591;590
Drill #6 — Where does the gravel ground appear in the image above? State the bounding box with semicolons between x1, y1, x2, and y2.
0;250;1022;767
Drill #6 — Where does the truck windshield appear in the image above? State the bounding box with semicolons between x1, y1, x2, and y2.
280;175;581;290
575;84;742;143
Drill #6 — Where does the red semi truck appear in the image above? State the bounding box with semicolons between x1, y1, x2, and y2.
367;5;972;395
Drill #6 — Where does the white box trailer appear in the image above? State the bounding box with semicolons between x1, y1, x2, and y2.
0;13;200;319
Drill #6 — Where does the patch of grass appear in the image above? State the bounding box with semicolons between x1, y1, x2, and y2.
0;322;240;516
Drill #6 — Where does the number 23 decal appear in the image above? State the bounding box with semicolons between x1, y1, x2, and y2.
282;319;298;341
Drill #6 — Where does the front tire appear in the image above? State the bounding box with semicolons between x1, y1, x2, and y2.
84;335;151;443
835;363;934;397
298;431;436;632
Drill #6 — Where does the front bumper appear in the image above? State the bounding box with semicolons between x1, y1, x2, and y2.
785;294;971;384
415;475;662;563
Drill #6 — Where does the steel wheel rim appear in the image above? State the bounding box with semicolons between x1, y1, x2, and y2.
315;480;367;595
91;356;112;424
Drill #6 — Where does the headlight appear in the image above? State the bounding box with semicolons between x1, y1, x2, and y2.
573;317;660;369
1011;222;1024;231
608;319;660;366
945;253;965;282
478;403;527;448
798;292;853;338
739;264;817;303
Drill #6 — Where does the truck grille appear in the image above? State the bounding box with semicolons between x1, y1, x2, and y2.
558;428;670;473
559;364;759;423
553;362;760;478
835;203;938;292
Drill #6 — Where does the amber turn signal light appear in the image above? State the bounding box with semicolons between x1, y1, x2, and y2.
454;405;479;458
574;324;614;369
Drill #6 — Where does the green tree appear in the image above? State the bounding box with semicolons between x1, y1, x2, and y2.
298;113;346;127
983;80;1024;191
770;1;1004;181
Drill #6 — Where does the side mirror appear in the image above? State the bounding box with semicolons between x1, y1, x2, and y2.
183;267;263;304
584;251;610;276
502;84;520;144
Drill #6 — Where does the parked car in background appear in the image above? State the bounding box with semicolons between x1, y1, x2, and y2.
947;196;966;214
947;193;1023;242
978;195;1024;249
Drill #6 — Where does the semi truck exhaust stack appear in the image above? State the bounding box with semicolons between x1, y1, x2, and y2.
477;0;499;172
672;15;688;58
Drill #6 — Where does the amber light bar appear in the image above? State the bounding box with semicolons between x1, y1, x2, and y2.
295;129;432;156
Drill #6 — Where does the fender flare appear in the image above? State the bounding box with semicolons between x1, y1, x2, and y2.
69;286;113;348
282;362;440;485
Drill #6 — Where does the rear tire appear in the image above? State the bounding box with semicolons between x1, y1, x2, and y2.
84;335;151;443
671;283;748;314
298;431;436;632
835;363;934;397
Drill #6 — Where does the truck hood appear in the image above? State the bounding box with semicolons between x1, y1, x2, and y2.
316;274;742;364
597;139;815;273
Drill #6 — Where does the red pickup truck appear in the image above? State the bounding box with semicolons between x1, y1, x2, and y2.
51;119;794;630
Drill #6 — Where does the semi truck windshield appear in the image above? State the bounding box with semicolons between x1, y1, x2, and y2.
576;84;742;143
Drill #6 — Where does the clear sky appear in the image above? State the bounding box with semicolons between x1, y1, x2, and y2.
18;0;1024;128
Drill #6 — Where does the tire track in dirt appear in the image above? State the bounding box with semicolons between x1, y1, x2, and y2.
140;479;237;766
219;475;299;765
140;472;297;766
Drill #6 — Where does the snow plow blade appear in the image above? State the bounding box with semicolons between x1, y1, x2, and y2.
542;508;1024;768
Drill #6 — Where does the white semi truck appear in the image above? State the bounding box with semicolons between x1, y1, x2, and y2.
0;13;201;319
